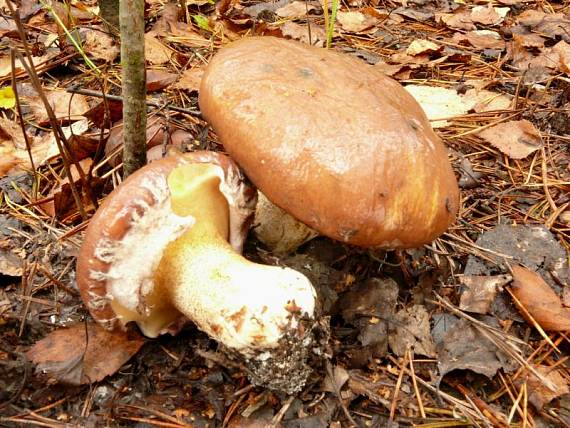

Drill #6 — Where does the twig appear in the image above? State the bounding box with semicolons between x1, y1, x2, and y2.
66;85;202;117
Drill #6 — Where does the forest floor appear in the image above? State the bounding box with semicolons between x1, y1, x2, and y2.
1;0;569;426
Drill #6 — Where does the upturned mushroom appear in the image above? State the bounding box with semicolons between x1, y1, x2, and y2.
76;151;317;393
199;37;460;249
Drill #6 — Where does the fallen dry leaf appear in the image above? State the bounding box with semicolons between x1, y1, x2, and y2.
404;85;468;127
374;60;408;77
513;32;546;49
511;265;570;331
38;158;93;218
81;26;120;62
517;10;570;42
146;69;178;92
406;39;441;56
334;278;398;365
523;365;570;410
0;49;59;80
83;99;123;128
280;21;325;47
275;1;317;18
552;40;570;75
459;275;512;314
388;304;436;358
0;117;51;178
172;67;205;92
453;30;505;50
337;11;378;33
435;316;516;380
321;364;349;393
27;90;90;126
0;249;22;277
464;224;569;289
145;33;172;65
439;11;476;31
470;4;509;26
105;116;173;166
465;88;512;113
478;120;542;159
27;322;145;385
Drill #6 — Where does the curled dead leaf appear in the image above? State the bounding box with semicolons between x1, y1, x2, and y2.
511;265;570;331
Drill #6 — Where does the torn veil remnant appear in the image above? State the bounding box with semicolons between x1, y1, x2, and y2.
200;36;460;248
76;152;317;393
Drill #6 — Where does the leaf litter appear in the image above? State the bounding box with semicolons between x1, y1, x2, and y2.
1;0;569;426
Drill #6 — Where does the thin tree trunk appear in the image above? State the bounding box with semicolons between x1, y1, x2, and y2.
120;0;147;178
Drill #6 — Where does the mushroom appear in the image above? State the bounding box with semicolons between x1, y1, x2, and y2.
199;37;460;248
76;151;317;393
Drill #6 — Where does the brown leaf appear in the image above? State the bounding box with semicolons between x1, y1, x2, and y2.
146;69;178;92
456;30;505;50
81;26;120;62
145;33;172;65
552;40;570;75
439;11;476;31
374;60;408;77
27;322;145;385
0;249;22;277
511;265;570;331
388;304;436;357
275;1;317;18
517;10;570;42
478;120;542;159
67;132;106;161
459;275;512;314
470;4;508;26
0;50;59;78
280;22;325;47
172;67;205;92
83;99;123;128
523;365;570;410
321;364;349;393
38;158;94;218
436;317;516;380
513;32;546;49
0;117;51;178
337;11;378;33
406;39;441;56
28;90;90;126
104;116;175;166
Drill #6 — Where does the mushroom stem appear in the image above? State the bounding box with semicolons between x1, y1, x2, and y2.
153;163;316;353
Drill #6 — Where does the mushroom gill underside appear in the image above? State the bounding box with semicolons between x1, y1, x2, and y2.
93;161;317;393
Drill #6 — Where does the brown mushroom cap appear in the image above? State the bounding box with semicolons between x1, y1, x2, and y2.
199;37;460;248
76;151;256;331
